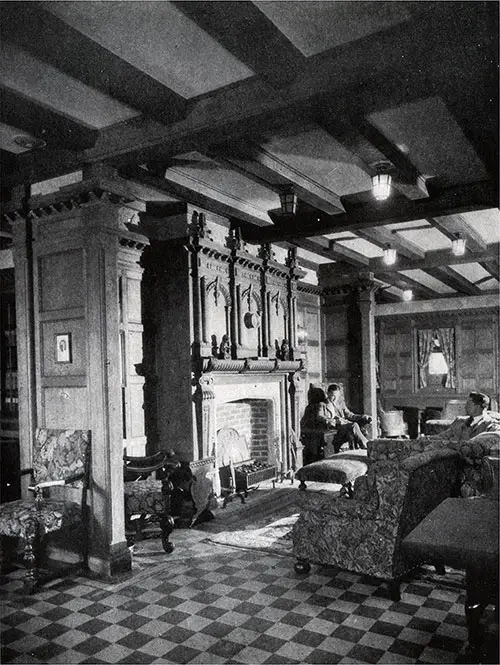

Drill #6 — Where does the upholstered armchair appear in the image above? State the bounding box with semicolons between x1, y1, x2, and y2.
423;399;467;435
0;429;91;593
454;431;500;497
292;438;462;601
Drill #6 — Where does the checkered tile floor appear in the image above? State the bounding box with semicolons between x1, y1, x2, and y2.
1;504;497;664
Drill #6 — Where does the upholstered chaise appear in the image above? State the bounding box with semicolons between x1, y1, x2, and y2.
292;438;462;600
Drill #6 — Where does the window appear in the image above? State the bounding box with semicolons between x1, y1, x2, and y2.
427;336;448;386
417;327;456;389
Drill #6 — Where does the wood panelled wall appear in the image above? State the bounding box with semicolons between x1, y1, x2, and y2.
377;307;499;412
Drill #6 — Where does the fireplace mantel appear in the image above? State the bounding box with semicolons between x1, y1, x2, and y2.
203;358;304;374
141;204;308;511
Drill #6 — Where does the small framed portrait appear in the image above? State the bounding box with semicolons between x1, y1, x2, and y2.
55;333;72;363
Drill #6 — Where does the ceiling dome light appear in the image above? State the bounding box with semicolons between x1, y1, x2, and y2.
402;289;413;301
371;161;393;201
383;244;397;266
451;232;466;256
13;135;47;150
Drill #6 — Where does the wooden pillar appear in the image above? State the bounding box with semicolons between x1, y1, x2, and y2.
10;172;150;578
357;274;379;437
9;210;37;495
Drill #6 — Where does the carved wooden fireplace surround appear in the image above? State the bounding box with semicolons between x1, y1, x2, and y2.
140;205;307;516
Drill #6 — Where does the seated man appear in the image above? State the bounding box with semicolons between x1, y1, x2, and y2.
326;383;372;452
425;391;500;445
422;391;500;497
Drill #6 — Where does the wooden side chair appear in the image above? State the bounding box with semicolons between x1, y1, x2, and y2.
0;428;91;593
123;451;180;553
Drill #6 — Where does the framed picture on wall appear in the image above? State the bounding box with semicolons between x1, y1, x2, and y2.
55;333;72;363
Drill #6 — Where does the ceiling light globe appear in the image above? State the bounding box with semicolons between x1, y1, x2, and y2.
372;173;392;201
383;245;397;266
451;234;466;256
402;289;413;301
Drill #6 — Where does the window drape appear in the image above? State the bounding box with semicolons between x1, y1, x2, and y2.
435;327;456;389
417;329;434;388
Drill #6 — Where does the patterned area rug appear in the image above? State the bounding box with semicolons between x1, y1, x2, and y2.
203;513;299;556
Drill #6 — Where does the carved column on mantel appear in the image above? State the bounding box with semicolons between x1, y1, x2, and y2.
258;243;290;360
195;372;216;462
286;247;308;361
290;370;305;470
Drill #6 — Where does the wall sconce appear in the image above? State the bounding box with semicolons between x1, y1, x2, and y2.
402;289;413;301
451;232;466;256
383;244;397;266
297;325;308;346
371;161;393;201
279;187;298;216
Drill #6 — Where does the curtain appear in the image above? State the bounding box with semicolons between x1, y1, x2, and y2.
436;327;456;389
417;329;434;388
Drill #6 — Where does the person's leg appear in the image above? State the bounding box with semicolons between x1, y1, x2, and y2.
333;424;352;452
350;423;368;449
332;428;349;454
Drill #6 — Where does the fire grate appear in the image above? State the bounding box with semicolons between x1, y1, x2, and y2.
235;462;277;491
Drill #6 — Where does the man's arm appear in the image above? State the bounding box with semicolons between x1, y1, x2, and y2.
342;404;371;425
424;417;468;442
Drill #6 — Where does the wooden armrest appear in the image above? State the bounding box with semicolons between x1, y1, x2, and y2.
29;480;65;491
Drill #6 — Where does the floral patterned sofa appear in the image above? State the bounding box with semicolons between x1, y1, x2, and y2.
292;438;463;601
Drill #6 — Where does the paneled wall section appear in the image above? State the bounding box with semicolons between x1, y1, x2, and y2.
377;308;499;411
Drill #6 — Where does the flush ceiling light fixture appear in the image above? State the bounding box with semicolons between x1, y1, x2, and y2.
402;289;413;301
451;232;466;256
13;135;47;150
371;161;393;201
279;186;298;216
383;243;397;266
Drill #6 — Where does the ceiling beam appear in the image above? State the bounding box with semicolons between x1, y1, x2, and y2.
355;227;425;259
428;215;488;252
317;105;429;201
479;259;500;281
357;225;483;296
0;87;98;151
4;0;492;187
369;243;500;272
375;272;443;300
424;267;483;296
172;1;306;88
243;180;498;242
0;2;187;125
207;142;344;214
121;164;269;228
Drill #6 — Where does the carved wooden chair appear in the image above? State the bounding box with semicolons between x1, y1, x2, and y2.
123;451;180;553
0;428;91;593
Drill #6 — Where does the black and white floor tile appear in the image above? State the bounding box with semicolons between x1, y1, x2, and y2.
1;498;497;664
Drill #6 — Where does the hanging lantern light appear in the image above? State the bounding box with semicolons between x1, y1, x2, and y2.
371;161;393;201
402;289;413;301
451;232;466;256
383;243;397;266
279;187;298;216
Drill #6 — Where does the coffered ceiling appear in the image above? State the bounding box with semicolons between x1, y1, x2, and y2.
1;1;498;302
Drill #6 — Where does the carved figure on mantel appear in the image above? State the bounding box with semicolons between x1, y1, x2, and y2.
211;334;218;357
281;339;290;360
219;334;231;359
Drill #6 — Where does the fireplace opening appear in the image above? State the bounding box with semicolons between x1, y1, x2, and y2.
216;398;275;464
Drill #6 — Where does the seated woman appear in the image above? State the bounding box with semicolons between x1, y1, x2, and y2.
300;387;335;465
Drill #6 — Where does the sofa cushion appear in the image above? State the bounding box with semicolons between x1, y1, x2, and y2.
296;457;368;486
